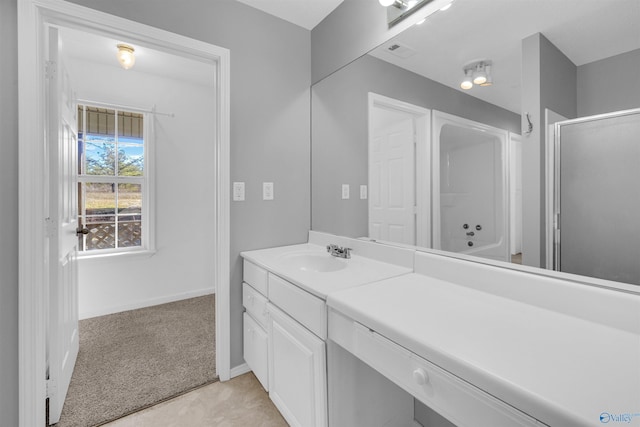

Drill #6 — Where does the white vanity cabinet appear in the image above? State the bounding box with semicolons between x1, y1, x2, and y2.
268;302;327;427
242;261;329;427
242;261;269;391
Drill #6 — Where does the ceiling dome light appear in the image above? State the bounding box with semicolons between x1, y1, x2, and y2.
460;69;473;90
379;0;396;6
116;44;135;70
472;63;487;85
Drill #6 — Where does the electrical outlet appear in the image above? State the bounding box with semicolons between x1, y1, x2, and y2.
342;184;350;200
263;182;274;200
360;185;367;200
233;182;245;201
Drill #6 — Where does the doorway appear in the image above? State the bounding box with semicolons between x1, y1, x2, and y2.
367;93;431;247
18;1;230;425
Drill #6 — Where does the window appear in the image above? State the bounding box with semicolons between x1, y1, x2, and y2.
77;104;152;254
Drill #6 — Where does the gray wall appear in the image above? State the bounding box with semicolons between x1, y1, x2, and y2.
52;0;310;371
312;54;520;238
311;0;439;84
0;0;19;425
577;48;640;117
521;33;577;268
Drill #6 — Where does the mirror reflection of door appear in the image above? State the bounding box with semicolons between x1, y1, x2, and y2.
368;94;431;247
369;107;416;245
554;109;640;285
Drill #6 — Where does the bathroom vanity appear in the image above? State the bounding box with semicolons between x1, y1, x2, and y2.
242;232;640;427
241;232;413;427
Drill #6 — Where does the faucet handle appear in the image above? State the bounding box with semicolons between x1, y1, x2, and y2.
344;248;352;258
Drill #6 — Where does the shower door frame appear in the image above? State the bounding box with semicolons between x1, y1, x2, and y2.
551;107;640;273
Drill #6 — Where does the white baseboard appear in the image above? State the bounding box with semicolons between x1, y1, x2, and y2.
229;363;251;379
79;288;215;319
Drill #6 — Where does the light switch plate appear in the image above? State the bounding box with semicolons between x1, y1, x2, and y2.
360;185;367;200
342;184;350;200
263;182;274;200
233;182;245;201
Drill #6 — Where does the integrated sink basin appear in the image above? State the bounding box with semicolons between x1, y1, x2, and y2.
278;252;347;273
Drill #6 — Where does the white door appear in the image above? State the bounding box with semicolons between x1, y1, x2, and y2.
369;108;416;245
267;303;327;427
46;26;80;425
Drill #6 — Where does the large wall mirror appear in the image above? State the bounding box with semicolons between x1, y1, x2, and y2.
311;0;640;288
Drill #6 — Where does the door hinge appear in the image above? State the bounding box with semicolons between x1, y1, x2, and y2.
45;217;56;238
45;60;57;80
46;378;56;398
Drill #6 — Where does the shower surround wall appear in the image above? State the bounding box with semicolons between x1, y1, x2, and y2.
65;0;312;368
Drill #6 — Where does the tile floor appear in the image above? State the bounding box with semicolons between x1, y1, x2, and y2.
103;372;288;427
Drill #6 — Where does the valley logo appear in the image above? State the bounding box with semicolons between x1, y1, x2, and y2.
600;412;640;424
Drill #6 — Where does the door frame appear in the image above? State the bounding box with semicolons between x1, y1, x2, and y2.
17;1;231;425
367;93;431;247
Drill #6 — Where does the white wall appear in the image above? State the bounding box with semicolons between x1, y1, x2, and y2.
66;56;216;319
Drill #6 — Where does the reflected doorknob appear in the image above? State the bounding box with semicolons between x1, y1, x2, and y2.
76;226;89;235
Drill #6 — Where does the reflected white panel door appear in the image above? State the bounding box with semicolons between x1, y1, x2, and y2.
369;110;416;245
47;26;80;425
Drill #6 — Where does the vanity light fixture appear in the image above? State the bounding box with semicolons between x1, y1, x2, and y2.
460;60;492;90
379;0;396;6
116;43;135;70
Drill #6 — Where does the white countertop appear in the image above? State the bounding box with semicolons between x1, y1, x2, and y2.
327;273;640;427
241;243;413;299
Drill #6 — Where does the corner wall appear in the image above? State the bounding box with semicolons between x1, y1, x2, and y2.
521;33;577;268
0;0;19;424
577;48;640;117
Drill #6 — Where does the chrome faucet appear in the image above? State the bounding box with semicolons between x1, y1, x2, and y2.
326;244;351;259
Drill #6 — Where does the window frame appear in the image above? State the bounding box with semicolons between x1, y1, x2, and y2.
76;102;155;258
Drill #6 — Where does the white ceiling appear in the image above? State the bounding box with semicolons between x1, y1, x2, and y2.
233;0;344;29
59;28;215;87
369;0;640;113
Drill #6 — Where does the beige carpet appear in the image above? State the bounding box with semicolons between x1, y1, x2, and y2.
55;294;217;427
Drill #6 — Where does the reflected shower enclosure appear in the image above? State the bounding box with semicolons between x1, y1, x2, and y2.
432;112;511;262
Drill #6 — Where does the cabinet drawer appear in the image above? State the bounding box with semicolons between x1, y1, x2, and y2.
244;313;269;391
352;322;538;427
243;282;268;329
243;260;268;296
268;273;326;339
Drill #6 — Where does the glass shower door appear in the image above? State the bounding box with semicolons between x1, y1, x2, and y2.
555;109;640;285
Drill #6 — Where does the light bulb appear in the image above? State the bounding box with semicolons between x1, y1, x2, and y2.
472;64;487;85
440;2;452;11
117;44;135;70
379;0;395;6
460;70;473;90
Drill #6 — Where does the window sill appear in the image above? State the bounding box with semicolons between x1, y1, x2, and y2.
77;248;157;262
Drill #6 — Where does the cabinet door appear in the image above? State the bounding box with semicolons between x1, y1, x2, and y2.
268;303;327;427
244;313;269;391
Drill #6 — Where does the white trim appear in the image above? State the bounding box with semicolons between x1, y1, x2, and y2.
18;1;231;425
229;363;252;379
367;93;432;248
79;289;215;320
544;109;568;270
